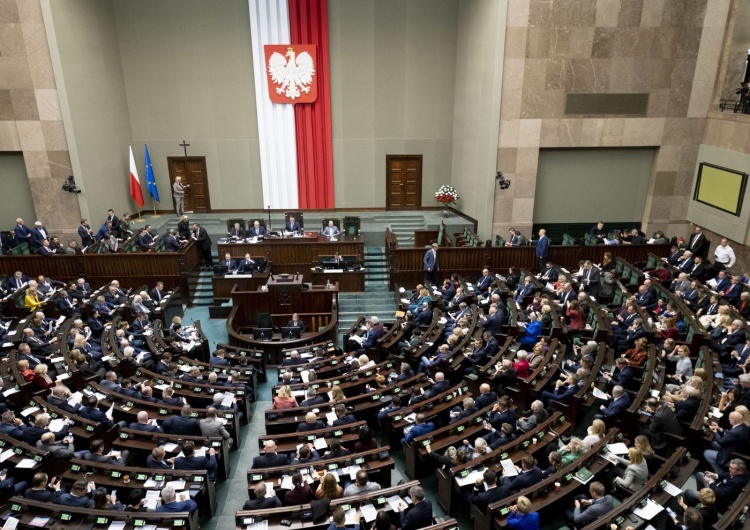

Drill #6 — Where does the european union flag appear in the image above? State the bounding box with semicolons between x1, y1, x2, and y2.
144;144;159;202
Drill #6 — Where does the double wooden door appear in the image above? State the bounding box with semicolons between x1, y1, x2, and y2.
167;156;211;213
386;155;422;209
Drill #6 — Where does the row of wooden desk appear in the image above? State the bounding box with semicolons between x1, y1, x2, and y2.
212;269;364;301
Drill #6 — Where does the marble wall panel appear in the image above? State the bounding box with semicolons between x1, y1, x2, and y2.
0;89;13;120
0;0;19;23
10;88;38;120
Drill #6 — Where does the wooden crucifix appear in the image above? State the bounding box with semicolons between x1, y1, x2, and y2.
179;140;190;158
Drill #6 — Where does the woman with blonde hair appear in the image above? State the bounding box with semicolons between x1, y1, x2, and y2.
272;385;298;409
583;419;606;450
663;375;703;403
315;472;343;499
329;385;345;402
463;437;490;461
634;434;658;474
358;354;375;370
507;495;540;529
31;364;56;390
24;286;42;312
559;437;585;464
622;337;649;367
733;405;750;427
612;447;648;489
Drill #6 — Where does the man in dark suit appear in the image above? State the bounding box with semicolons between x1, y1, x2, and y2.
150;281;167;303
78;220;94;247
252;440;290;469
238;253;256;273
604;358;634;390
356;320;382;355
78;396;115;430
129;411;163;433
684;459;750;512
469;469;506;512
635;284;656;310
644;397;683;450
56;290;76;316
95;221;113;242
192;222;213;269
689;256;706;279
542;373;581;408
174;441;218;481
248;220;266;238
58;480;94;508
535;228;549;273
83;439;129;465
297;411;326;432
3;270;28;292
685;225;709;258
705;411;750;473
106;209;122;238
423;242;439;285
449;397;478;423
540;261;558;282
580;260;601;298
14;218;31;246
475;384;497;410
331;404;357;426
220;252;238;273
477;268;492;295
210;349;230;366
299;388;325;407
162;405;201;436
397;486;433;530
595;386;631;420
285;215;301;233
426;372;451;397
47;387;81;415
243;482;282;509
228;222;246;239
674;386;701;423
489;398;517;430
164;229;182;251
499;456;542;497
479;305;504;335
0;411;26;440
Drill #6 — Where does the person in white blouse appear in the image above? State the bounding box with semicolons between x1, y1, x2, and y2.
714;238;737;271
582;419;606;451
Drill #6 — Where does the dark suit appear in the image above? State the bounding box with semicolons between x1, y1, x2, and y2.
297;420;326;432
480;312;504;335
475;392;497;410
252;452;289;469
248;225;266;237
715;424;750;468
647;406;683;449
243;496;282;510
599;393;631;419
162;415;201;436
489;408;517;430
285;221;301;233
78;224;94;247
193;227;212;267
423;247;439;285
48;396;80;415
174;454;218;480
427;379;451;397
399;499;433;530
675;396;700;423
229;227;246;238
471;484;506;512
78;406;114;430
164;234;182;251
536;235;549;272
687;232;708;258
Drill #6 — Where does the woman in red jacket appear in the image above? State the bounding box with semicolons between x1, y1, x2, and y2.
31;364;56;390
622;337;649;367
659;317;681;341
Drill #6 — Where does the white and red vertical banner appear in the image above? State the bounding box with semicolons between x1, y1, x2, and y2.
249;0;334;210
248;0;299;210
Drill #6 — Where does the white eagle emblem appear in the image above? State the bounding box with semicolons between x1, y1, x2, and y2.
268;47;315;101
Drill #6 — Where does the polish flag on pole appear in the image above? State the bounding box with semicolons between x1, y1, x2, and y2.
128;144;145;208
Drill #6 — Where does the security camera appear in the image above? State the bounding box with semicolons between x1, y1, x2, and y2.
62;175;81;194
496;171;511;190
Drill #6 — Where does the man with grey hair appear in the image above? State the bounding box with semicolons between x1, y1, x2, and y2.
450;397;477;423
683;458;749;512
517;400;548;432
300;387;324;407
397;485;433;530
595;385;630;420
156;485;198;513
704;411;749;473
673;386;700;423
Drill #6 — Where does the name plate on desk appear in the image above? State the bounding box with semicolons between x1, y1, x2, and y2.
224;274;253;278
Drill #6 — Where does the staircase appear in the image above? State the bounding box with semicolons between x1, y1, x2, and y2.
372;214;425;243
337;247;395;345
189;251;218;306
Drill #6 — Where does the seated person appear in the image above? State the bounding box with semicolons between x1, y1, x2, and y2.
565;481;614;527
297;412;326;432
683;458;750;513
238;253;256;273
83;439;129;465
156;485;198;513
220;252;239;273
228;222;246;239
286;215;301;234
248;220;266;237
595;385;631;420
322;220;340;237
174;441;218;481
243;482;282;509
286;313;306;332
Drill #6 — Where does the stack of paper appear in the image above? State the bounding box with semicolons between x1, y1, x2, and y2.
387;495;406;512
455;468;485;486
144;490;161;509
606;443;629;455
360;504;377;523
633;498;664;520
264;482;276;498
500;459;518;477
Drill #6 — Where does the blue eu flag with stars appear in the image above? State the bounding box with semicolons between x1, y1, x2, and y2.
144;144;159;202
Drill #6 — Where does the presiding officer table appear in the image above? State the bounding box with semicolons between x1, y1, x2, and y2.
217;233;365;292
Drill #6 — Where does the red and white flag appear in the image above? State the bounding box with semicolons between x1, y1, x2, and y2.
128;144;145;207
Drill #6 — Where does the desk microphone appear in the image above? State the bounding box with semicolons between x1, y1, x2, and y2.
295;272;299;280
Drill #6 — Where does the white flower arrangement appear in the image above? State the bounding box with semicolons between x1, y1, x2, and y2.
435;185;459;205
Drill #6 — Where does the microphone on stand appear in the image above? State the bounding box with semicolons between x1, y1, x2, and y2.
267;205;272;233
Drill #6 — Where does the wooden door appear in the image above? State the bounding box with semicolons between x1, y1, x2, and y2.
386;155;422;210
167;157;211;213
